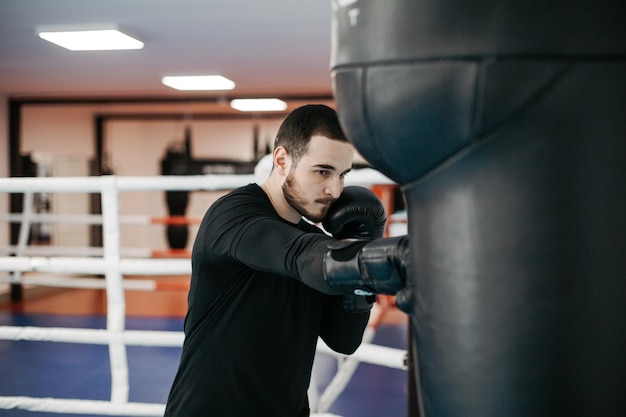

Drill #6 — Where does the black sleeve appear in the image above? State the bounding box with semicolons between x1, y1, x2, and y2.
319;297;371;354
202;188;342;295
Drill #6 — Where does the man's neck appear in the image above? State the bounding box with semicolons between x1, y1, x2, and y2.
260;177;301;224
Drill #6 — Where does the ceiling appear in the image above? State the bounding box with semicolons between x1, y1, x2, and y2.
0;0;338;102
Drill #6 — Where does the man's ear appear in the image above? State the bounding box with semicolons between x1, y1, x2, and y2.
274;146;290;175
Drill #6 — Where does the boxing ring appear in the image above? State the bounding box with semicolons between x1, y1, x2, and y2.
0;173;407;416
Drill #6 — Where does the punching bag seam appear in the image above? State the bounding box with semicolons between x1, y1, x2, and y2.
469;58;492;145
400;60;577;193
359;65;389;175
476;60;576;142
332;56;480;73
331;54;613;73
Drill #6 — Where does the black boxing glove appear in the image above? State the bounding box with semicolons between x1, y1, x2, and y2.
323;186;386;240
323;186;386;312
323;235;410;298
394;274;413;314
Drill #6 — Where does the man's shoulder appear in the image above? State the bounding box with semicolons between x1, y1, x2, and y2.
219;183;264;203
210;183;267;213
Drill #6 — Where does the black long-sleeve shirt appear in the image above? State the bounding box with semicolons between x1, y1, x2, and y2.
164;183;370;417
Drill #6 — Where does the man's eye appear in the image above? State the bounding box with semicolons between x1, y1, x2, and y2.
317;170;330;176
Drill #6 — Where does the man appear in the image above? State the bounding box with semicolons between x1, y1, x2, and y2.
164;104;409;416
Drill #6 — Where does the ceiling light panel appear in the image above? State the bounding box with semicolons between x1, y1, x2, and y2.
38;29;144;51
230;98;288;112
161;75;236;91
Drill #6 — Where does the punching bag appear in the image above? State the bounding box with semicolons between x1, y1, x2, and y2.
161;151;191;250
331;1;626;416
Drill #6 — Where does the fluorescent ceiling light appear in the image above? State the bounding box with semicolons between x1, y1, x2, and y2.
162;75;236;91
231;98;288;112
38;29;144;51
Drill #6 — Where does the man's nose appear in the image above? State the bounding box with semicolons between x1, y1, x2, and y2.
325;176;343;199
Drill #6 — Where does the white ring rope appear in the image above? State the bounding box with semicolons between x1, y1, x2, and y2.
0;172;403;416
0;325;184;347
0;256;190;275
0;397;165;417
0;213;200;225
0;324;403;364
0;274;158;291
0;169;392;194
0;245;152;257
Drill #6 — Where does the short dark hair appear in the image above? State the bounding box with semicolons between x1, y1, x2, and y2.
274;104;348;165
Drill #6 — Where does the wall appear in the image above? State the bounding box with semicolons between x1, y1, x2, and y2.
21;104;94;159
14;102;284;253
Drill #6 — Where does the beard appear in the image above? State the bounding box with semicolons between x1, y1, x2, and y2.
282;172;333;223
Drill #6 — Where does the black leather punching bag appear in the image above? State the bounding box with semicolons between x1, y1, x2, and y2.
331;1;626;416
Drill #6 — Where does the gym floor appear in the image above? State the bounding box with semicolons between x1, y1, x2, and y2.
0;276;409;417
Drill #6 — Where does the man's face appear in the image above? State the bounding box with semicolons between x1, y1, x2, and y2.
282;135;354;223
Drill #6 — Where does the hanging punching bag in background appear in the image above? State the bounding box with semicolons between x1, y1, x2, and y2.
331;1;626;416
161;136;192;250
